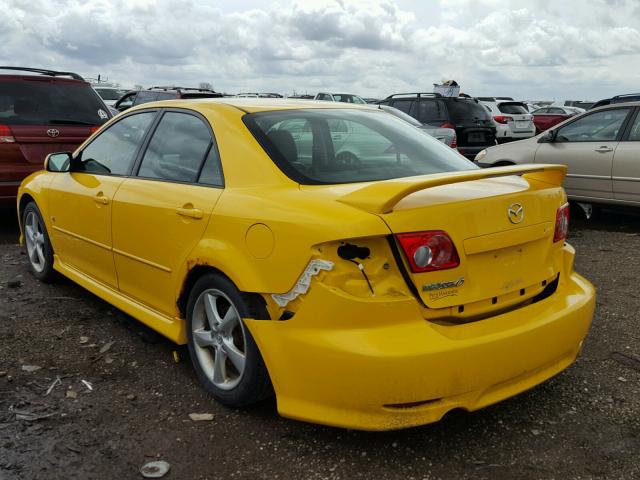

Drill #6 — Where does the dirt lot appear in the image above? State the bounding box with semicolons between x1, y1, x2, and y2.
1;205;639;480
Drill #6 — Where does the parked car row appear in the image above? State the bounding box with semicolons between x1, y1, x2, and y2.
475;102;640;209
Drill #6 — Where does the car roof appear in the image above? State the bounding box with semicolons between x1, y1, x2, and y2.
128;98;378;114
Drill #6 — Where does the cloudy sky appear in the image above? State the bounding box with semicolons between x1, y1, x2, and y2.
2;0;639;100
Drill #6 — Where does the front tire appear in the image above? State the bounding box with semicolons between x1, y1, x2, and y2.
186;273;272;407
22;202;56;282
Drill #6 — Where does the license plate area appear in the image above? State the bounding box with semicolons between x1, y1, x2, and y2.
467;132;486;143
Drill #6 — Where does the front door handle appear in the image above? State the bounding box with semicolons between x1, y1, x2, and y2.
94;192;109;205
595;146;613;153
175;205;203;219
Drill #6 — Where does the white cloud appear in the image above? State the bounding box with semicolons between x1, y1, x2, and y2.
1;0;639;100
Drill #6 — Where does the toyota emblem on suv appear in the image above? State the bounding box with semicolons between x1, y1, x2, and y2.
46;128;60;138
508;203;524;224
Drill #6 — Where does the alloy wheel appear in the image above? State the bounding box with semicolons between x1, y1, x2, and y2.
191;289;247;390
24;211;46;273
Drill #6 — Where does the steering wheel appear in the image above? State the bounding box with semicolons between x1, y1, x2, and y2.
335;151;361;166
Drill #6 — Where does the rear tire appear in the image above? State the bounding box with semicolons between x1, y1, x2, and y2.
22;202;56;282
186;272;273;407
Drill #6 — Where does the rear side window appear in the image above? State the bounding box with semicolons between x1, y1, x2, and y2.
155;92;178;100
198;146;224;186
498;103;528;114
138;112;212;183
0;80;110;126
133;91;158;105
77;112;156;175
417;100;447;123
390;99;414;114
446;100;492;123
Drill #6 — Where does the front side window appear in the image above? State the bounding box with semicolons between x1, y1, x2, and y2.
138;112;212;183
76;112;156;175
556;109;630;142
244;109;476;185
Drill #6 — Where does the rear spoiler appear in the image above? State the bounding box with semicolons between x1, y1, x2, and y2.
337;164;567;214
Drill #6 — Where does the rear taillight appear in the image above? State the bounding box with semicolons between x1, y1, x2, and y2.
90;126;100;134
553;203;570;243
0;124;15;143
493;115;513;124
450;131;457;149
396;231;460;273
440;122;456;129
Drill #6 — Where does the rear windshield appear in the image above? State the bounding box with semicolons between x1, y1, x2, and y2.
498;102;528;114
446;99;492;123
0;80;110;125
243;109;476;185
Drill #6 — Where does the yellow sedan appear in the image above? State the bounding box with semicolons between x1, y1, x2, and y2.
17;99;595;430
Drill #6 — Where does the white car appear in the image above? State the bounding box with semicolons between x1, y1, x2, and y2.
474;103;640;209
479;100;536;143
93;86;128;107
314;92;367;104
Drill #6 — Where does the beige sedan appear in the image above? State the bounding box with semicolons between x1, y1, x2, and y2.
475;103;640;207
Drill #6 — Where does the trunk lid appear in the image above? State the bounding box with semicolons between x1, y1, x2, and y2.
10;125;96;164
337;165;567;309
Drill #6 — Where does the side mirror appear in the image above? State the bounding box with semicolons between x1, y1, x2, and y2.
538;129;557;143
45;152;72;172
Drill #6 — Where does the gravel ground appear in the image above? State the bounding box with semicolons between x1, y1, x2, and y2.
0;205;639;480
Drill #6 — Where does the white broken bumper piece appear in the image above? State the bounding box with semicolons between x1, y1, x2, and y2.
271;259;334;308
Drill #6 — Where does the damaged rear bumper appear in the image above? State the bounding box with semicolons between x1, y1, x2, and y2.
245;245;595;430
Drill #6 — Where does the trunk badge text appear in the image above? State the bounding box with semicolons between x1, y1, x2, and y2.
508;203;524;224
423;277;465;292
46;129;60;138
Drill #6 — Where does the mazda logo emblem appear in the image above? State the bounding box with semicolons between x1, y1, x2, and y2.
46;128;60;138
507;203;524;224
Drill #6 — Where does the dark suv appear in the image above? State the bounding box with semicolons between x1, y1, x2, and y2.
377;93;497;159
0;67;112;203
114;86;224;112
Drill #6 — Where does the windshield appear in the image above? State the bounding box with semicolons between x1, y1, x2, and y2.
0;80;110;125
243;109;476;185
95;88;127;100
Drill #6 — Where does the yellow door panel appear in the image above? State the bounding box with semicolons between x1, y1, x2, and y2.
111;178;222;317
48;172;124;288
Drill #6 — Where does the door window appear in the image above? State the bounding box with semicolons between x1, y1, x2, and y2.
133;91;159;105
556;109;630;142
138;112;212;183
198;146;224;186
625;112;640;141
418;100;447;123
76;112;156;175
391;99;414;115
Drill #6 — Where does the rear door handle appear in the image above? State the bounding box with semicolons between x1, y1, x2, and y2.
94;192;109;205
595;146;613;153
175;206;203;219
